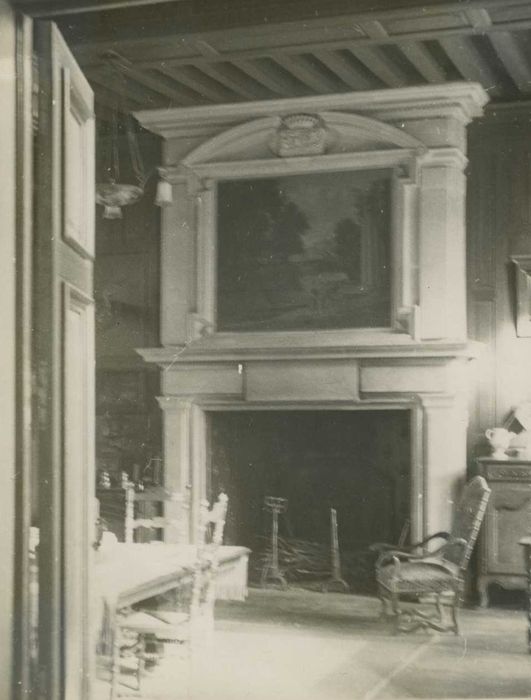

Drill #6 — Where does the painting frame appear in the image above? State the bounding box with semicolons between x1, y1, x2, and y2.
183;148;419;347
512;255;531;337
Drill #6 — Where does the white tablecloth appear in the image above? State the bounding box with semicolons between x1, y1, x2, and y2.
30;535;249;658
94;543;249;654
95;543;250;609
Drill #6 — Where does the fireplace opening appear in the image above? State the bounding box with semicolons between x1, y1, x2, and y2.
208;409;410;593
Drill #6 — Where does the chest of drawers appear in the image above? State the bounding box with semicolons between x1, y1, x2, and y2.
477;457;531;606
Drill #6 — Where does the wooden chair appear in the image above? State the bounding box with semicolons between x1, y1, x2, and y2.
373;476;491;634
97;479;187;544
96;481;135;543
126;485;187;544
110;492;229;698
190;492;230;645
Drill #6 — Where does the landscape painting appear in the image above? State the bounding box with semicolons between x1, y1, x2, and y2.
216;169;392;332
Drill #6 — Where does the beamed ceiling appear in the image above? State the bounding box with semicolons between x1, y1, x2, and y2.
16;0;531;111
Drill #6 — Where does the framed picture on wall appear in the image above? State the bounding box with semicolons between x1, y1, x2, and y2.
512;255;531;337
216;169;392;333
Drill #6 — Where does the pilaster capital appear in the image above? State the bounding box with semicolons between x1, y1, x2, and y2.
418;147;468;171
419;393;469;425
157;396;193;413
419;393;461;411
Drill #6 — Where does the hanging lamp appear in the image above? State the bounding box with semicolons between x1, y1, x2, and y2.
96;53;146;219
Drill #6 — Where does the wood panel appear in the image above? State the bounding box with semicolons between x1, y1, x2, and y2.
468;298;496;453
467;109;531;469
96;369;161;478
94;126;163;483
95;128;160;364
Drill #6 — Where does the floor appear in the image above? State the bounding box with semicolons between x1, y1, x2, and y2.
101;588;531;700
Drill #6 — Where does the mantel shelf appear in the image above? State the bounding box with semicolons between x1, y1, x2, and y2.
137;337;483;366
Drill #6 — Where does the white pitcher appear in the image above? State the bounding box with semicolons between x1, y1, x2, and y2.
485;427;516;459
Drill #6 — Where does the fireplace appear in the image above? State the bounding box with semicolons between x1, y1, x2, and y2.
136;83;488;549
209;410;409;548
208;409;410;590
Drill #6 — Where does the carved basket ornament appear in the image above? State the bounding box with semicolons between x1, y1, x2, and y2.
272;113;327;157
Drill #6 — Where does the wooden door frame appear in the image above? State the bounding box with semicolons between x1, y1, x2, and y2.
13;15;96;700
13;9;34;700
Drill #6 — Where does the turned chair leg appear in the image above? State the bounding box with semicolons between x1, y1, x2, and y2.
390;589;402;634
110;626;120;700
377;584;391;618
435;594;444;624
109;625;146;699
451;586;461;636
135;635;146;691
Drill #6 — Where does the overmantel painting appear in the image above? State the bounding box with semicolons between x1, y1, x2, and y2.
216;168;392;332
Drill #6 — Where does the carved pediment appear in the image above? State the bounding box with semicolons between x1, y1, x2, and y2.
182;111;424;166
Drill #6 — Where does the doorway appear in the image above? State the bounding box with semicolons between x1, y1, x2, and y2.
22;18;163;700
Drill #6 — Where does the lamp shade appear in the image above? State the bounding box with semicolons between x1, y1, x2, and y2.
155;177;173;207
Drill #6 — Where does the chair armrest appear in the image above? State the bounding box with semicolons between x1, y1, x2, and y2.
375;548;425;568
369;542;406;554
375;536;463;570
370;531;449;555
417;531;450;547
431;537;467;560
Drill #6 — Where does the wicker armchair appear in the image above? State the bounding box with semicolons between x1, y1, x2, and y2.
374;476;491;634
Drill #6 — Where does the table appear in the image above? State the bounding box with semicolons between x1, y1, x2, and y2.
94;543;249;657
96;543;250;609
30;531;250;671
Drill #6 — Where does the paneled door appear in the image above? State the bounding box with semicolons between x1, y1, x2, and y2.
34;20;96;700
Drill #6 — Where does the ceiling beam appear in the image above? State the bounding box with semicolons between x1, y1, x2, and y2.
488;31;531;93
397;41;447;82
157;63;238;102
69;11;531;72
438;35;501;94
192;62;270;101
465;8;493;31
85;66;171;108
14;0;185;16
102;54;206;106
231;58;308;98
18;0;531;20
312;49;374;90
347;46;407;87
358;20;389;39
46;0;531;56
271;53;344;93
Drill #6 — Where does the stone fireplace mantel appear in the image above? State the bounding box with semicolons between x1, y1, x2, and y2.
136;83;488;545
138;341;474;544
